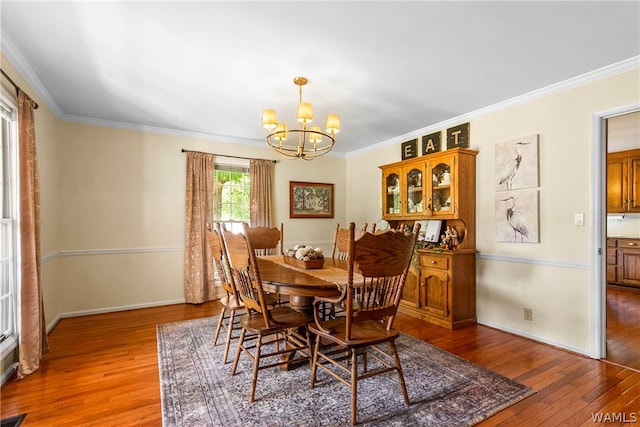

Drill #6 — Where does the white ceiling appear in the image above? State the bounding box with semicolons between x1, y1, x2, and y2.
1;1;639;155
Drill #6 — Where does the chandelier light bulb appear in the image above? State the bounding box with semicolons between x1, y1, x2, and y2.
309;126;323;144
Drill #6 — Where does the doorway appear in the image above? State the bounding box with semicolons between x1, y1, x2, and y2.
603;109;640;371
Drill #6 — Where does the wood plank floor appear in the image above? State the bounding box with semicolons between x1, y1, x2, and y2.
1;301;639;426
606;284;640;371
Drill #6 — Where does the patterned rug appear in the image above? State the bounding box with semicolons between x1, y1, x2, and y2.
157;317;534;426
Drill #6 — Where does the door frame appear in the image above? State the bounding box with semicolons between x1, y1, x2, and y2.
591;103;640;359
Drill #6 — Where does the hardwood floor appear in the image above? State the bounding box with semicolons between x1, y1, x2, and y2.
1;302;639;426
606;284;640;371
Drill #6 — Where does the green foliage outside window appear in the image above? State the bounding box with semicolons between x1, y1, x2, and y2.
213;165;250;223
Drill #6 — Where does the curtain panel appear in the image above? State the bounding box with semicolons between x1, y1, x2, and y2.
16;89;49;379
249;159;275;227
184;152;216;304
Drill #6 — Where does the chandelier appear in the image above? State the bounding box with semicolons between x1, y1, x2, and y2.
262;76;340;160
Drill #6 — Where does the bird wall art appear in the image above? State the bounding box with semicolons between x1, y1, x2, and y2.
495;135;539;191
495;190;540;243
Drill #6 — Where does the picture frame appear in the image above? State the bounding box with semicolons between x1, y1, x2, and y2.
495;134;539;191
289;181;334;218
494;189;539;243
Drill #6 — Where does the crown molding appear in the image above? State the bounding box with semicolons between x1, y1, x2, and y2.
1;29;64;117
349;55;640;158
3;25;637;158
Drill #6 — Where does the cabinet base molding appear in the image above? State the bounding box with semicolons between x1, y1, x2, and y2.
398;303;476;329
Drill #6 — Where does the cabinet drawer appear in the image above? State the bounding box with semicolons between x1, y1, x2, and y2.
420;254;449;270
607;239;618;247
618;239;640;248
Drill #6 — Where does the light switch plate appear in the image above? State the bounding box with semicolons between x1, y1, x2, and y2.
574;213;584;226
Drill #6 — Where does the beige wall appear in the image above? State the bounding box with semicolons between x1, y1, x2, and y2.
54;122;347;316
347;68;640;355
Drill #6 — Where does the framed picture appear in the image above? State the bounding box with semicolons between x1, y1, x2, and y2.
495;189;539;243
289;181;334;218
495;134;539;191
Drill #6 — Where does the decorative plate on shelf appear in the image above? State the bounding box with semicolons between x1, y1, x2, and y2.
376;220;390;231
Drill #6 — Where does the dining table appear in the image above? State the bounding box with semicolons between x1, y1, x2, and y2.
257;255;352;313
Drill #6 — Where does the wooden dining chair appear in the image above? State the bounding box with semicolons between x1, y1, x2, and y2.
245;222;287;304
332;222;367;260
207;223;244;364
222;223;313;403
326;223;368;318
244;223;284;256
309;222;421;425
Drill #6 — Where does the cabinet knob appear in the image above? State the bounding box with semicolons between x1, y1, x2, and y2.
431;260;437;264
628;242;637;246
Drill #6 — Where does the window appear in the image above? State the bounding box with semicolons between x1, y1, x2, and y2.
0;90;19;356
213;163;250;233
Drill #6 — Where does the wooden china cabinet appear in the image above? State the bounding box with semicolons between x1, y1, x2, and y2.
379;147;478;329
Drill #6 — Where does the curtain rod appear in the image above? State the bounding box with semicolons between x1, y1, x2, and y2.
0;68;39;110
181;149;277;163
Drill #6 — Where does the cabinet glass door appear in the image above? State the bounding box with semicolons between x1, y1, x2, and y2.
384;172;400;215
405;167;424;215
431;162;452;215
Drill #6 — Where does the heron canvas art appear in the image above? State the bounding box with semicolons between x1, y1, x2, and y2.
495;135;539;191
495;190;539;243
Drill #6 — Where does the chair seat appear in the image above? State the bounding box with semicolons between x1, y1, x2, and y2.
220;294;244;309
242;306;312;334
309;319;400;347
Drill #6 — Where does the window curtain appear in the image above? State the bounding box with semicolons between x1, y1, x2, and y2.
16;89;49;379
184;151;216;304
249;159;275;227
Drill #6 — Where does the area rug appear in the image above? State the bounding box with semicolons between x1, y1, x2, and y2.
157;316;534;427
0;414;26;427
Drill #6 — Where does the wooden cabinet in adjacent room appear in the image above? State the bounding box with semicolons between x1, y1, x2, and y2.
607;238;640;288
606;238;618;283
607;149;640;213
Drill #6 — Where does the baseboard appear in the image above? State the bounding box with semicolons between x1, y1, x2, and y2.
1;364;16;388
477;319;591;358
57;299;186;321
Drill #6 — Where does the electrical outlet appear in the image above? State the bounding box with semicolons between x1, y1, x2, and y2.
523;308;533;321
